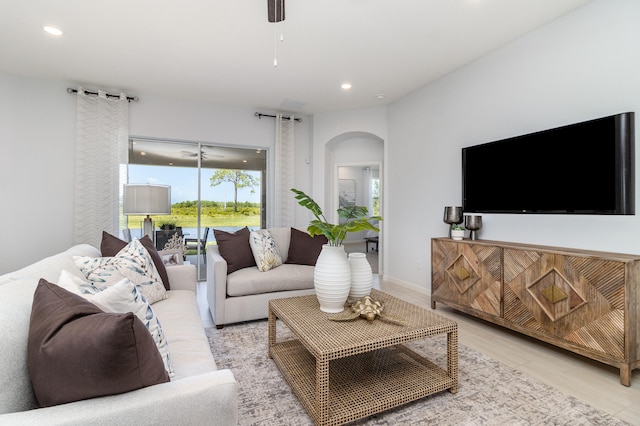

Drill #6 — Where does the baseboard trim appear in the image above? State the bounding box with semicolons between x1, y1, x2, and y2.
380;275;430;296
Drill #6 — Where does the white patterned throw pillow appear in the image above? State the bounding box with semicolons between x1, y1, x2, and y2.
249;230;283;272
57;270;174;377
74;238;167;304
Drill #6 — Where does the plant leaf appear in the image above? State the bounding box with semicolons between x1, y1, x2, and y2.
291;187;382;246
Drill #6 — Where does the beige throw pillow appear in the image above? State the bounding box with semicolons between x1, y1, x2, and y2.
74;238;167;304
249;230;283;272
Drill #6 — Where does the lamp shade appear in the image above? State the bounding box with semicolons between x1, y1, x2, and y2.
123;184;171;215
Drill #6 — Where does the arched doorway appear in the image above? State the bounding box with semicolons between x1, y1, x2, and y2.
325;132;384;274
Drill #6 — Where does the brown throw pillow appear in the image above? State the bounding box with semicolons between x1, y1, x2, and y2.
285;227;328;266
100;231;171;290
28;279;169;407
213;227;255;274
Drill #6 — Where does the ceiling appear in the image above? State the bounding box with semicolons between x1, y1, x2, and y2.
1;0;593;114
129;138;267;170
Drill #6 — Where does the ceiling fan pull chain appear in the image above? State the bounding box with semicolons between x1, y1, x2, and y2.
273;24;278;67
270;0;284;67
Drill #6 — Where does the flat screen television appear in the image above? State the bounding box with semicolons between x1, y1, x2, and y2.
462;112;635;215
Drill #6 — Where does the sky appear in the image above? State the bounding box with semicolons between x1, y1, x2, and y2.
128;165;261;205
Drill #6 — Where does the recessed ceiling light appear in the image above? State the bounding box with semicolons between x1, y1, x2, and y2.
43;26;63;36
341;83;352;90
376;94;385;100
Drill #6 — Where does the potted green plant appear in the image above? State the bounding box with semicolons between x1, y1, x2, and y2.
291;188;382;313
159;222;176;230
451;224;465;240
290;188;382;246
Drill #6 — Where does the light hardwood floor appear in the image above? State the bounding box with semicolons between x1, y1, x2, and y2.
196;278;640;424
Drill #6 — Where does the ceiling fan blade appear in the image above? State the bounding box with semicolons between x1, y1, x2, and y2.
179;149;224;160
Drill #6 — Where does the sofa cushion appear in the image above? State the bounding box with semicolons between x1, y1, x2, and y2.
152;290;218;381
0;245;102;414
285;227;328;266
28;279;169;408
101;231;171;290
226;264;315;297
75;238;167;304
2;244;100;285
249;230;283;272
0;278;39;414
267;227;292;262
214;227;255;274
57;270;174;376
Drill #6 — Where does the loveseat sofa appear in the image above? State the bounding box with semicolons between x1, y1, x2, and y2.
0;243;237;425
208;227;325;328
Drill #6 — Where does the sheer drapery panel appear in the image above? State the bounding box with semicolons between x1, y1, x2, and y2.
73;89;129;247
274;114;295;227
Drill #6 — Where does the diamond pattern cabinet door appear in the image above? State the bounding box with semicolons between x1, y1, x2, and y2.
503;248;624;358
432;239;501;317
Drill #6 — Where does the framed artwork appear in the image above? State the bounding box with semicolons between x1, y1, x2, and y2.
159;249;183;266
338;179;356;208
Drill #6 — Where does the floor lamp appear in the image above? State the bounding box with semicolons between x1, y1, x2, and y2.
123;184;171;242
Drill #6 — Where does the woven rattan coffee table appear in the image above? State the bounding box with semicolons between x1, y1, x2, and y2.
268;289;458;426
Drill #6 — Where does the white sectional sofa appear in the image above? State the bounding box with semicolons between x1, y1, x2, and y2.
0;244;237;425
207;227;321;328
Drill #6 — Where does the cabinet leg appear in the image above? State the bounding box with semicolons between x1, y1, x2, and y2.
431;299;436;309
620;364;631;387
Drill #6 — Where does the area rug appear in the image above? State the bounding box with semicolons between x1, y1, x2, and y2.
206;320;629;425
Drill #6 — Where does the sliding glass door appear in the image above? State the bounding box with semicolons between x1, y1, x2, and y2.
127;138;266;281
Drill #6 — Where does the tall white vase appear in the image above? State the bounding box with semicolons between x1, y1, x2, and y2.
314;244;351;313
348;252;373;302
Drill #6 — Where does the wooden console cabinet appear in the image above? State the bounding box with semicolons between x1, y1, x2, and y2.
431;237;640;386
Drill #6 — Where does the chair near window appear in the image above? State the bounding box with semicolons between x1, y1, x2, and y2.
185;227;210;263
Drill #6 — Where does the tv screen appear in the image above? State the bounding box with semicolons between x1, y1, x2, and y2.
462;112;635;215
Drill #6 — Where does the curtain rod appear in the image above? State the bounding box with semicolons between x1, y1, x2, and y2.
66;87;139;102
255;112;300;122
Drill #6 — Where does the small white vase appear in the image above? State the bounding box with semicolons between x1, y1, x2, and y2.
348;252;373;302
314;244;351;313
451;229;465;240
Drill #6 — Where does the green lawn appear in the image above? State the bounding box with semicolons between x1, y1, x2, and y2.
126;214;260;230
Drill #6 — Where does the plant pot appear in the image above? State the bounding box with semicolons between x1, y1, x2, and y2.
451;229;465;240
313;244;351;313
348;252;373;302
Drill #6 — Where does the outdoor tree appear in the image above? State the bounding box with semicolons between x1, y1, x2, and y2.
210;169;260;212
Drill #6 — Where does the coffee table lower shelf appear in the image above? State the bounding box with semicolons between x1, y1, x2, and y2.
270;339;456;426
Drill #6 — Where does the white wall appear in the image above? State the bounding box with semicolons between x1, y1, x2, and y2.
4;0;638;287
385;0;640;292
304;107;388;265
311;106;388;209
0;73;77;274
0;80;312;275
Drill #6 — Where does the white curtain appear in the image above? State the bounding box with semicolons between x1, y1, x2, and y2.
73;88;129;247
274;114;295;227
364;167;373;214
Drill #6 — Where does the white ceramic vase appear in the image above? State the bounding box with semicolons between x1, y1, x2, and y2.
348;252;373;302
314;244;351;313
451;229;465;240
